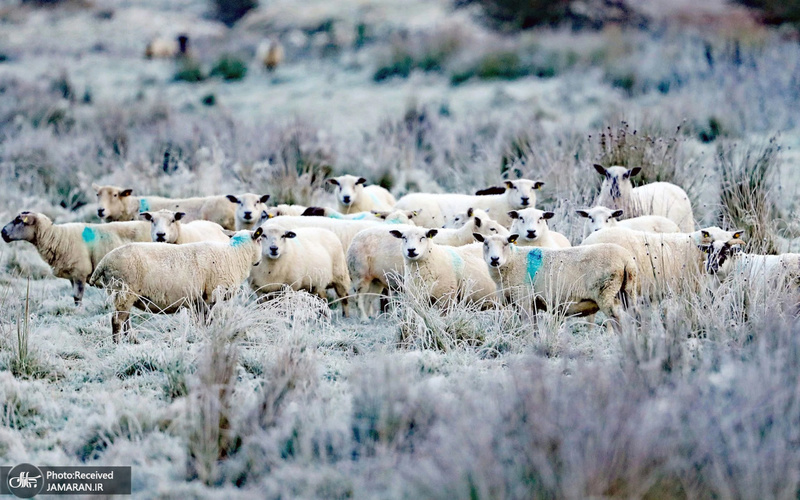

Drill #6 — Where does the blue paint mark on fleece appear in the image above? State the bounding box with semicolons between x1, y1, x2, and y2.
139;198;150;213
351;213;366;221
368;192;381;206
447;248;464;277
328;212;343;220
525;248;543;284
230;233;250;247
82;227;97;244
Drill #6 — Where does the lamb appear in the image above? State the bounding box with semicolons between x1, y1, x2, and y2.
393;179;545;228
92;184;237;230
473;233;638;327
89;228;263;343
576;206;681;234
261;204;308;219
327;175;397;213
226;193;271;230
580;226;737;300
593;165;695;232
1;211;152;304
249;226;350;316
432;208;510;246
388;227;497;308
347;211;508;319
140;210;229;244
262;216;381;251
508;208;571;248
301;206;418;224
145;34;189;59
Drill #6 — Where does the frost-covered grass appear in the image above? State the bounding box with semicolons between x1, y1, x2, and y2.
2;0;800;497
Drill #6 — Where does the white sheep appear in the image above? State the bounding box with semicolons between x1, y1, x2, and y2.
259;39;284;71
226;193;271;230
144;34;189;59
347;211;508;319
301;206;419;224
593;165;695;232
1;211;152;304
89;228;264;343
326;175;397;213
388;227;497;308
249;226;350;316
262;216;381;251
261;204;308;219
92;184;237;230
508;208;571;248
576;206;681;234
393;179;545;228
581;226;735;299
140;210;229;244
473;233;638;327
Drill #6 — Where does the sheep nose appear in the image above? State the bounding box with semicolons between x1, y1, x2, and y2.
526;230;537;239
342;196;351;204
1;228;9;243
243;211;252;220
156;233;166;241
97;208;105;217
490;256;500;267
407;248;417;258
269;246;279;255
520;197;530;206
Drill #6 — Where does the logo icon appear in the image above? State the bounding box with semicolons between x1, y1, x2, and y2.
7;464;44;498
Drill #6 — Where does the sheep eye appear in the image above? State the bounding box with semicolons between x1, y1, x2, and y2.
490;228;497;232
113;194;118;197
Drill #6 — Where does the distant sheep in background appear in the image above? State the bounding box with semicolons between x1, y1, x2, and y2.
508;208;571;248
258;39;284;71
140;210;229;244
226;193;271;230
576;206;681;234
145;33;190;59
327;175;397;213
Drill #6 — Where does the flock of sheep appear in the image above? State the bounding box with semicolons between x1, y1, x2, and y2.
145;34;284;72
2;165;796;343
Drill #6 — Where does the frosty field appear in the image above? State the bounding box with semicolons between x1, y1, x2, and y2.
2;0;800;498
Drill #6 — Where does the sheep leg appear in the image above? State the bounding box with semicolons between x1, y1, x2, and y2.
112;294;135;344
331;281;350;318
351;281;370;321
71;279;85;305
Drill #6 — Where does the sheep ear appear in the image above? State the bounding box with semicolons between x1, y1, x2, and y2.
467;207;474;217
701;230;711;239
611;209;624;219
504;180;513;189
140;212;153;221
576;210;589;218
283;231;296;239
389;230;403;239
732;230;745;239
226;195;240;204
252;227;263;240
593;164;607;176
174;212;186;221
533;181;545;189
508;234;519;244
627;167;642;178
474;217;482;228
373;211;389;220
426;229;438;239
542;211;555;220
508;210;519;219
91;183;101;192
259;194;270;203
356;177;367;185
412;208;422;215
327;178;339;186
120;189;133;197
473;233;485;242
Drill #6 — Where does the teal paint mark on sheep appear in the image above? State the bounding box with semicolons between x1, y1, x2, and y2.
525;248;543;284
82;227;97;244
369;192;381;205
351;213;366;221
139;199;150;213
230;233;249;247
447;248;464;277
328;212;343;220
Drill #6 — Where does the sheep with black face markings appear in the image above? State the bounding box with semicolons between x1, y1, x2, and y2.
261;204;308;219
327;175;396;214
249;226;350;317
347;210;508;319
226;193;271;230
88;228;264;343
576;206;680;234
393;179;545;228
593;165;695;232
508;208;571;248
1;211;152;305
140;210;229;244
388;227;497;308
474;232;638;328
